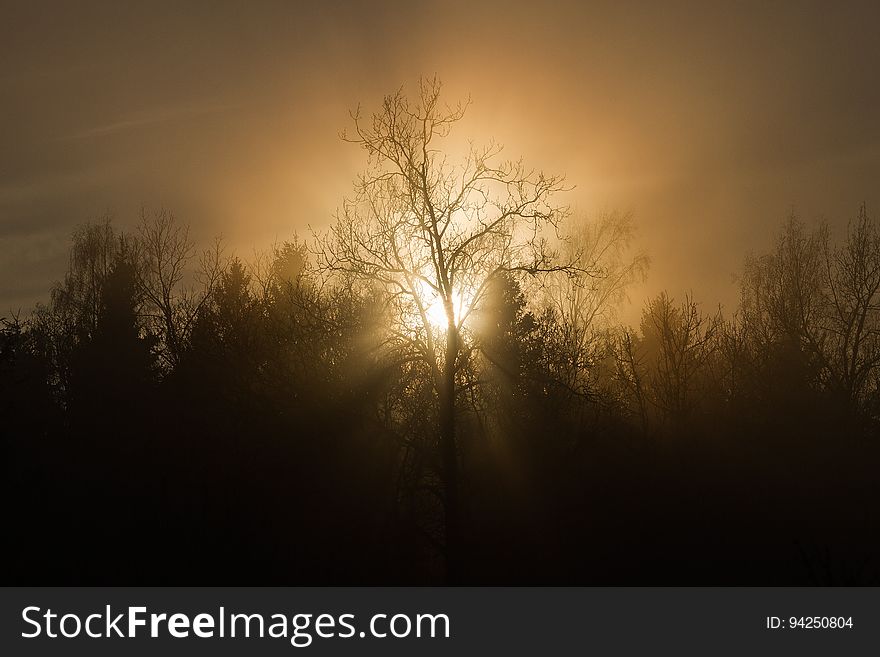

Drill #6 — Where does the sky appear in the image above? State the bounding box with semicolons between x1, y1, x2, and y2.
2;0;879;319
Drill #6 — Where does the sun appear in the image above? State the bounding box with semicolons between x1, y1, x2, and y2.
419;283;470;331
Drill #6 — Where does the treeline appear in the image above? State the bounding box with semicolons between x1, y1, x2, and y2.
3;206;880;584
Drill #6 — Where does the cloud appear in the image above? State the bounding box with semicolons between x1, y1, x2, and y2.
60;103;236;141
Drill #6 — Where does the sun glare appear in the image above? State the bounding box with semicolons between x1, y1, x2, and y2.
420;283;469;330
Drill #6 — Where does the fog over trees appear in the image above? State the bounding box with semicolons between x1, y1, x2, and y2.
3;82;879;584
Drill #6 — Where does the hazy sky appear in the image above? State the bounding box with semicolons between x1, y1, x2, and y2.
2;0;879;317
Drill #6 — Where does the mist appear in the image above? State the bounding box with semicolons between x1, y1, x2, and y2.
3;1;879;316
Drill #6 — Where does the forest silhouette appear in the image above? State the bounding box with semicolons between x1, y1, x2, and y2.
3;81;879;584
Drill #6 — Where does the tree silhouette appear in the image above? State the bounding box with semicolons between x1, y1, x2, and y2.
820;205;880;409
4;85;880;586
137;208;226;368
543;210;648;397
317;77;576;578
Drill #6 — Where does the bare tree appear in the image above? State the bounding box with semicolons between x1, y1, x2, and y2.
737;210;880;407
613;328;651;433
316;77;576;577
543;210;649;393
630;293;719;427
136;208;225;367
49;217;120;340
33;217;129;394
740;215;828;382
821;204;880;407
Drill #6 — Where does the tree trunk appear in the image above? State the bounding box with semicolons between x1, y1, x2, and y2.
440;320;461;583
